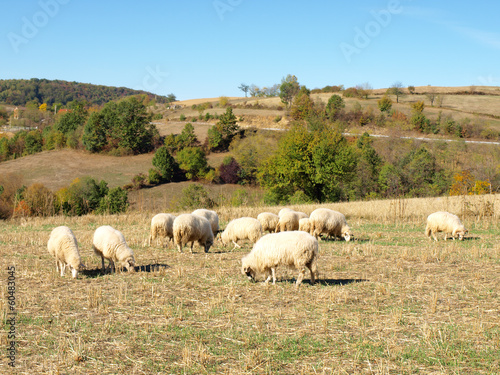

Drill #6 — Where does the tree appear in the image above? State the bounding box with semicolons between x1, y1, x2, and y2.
54;105;88;134
207;107;239;151
290;87;314;120
219;157;241;184
166;93;177;103
152;146;178;182
388;82;404;103
356;82;373;99
408;85;415;94
176;147;209;180
279;74;300;109
257;125;358;203
238;83;250;97
325;94;345;120
377;96;392;113
177;122;198;149
425;88;437;106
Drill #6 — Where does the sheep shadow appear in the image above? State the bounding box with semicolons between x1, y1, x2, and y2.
319;236;369;243
81;263;170;278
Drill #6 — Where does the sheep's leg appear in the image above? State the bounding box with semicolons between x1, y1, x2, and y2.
55;260;60;274
264;268;272;284
109;260;115;273
190;241;194;253
271;268;276;285
59;261;65;276
296;268;306;288
307;261;317;284
231;240;241;249
101;256;106;273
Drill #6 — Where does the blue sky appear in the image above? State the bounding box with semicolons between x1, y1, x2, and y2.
1;0;499;100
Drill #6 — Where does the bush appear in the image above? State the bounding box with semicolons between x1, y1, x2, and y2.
23;183;55;216
148;168;162;185
219;157;241;184
176;147;209;180
97;187;128;214
230;188;248;207
152;146;178;182
177;184;215;209
179;114;186;121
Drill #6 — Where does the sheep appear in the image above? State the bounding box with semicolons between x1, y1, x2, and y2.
173;213;214;253
309;208;352;241
92;226;135;273
241;231;318;288
278;207;294;217
192;208;220;237
47;226;86;278
257;212;279;233
221;217;262;248
425;211;468;241
275;211;301;232
298;217;311;233
149;213;176;247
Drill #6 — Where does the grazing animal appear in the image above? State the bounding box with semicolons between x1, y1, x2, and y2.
47;226;85;278
257;212;280;233
221;217;262;248
309;208;352;241
241;231;319;288
425;211;468;241
173;214;214;253
149;213;176;247
92;226;135;273
192;208;220;237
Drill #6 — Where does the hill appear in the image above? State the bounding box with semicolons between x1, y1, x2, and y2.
0;78;172;106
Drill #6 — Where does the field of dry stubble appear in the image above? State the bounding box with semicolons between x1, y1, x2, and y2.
1;194;499;374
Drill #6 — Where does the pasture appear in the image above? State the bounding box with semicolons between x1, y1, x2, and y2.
1;194;499;374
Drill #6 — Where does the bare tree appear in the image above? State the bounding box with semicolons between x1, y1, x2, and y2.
425;88;437;106
388;81;404;103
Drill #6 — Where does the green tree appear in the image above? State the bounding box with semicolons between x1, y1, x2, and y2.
258;125;358;203
279;74;300;109
290;87;314;121
387;81;405;103
176;147;209;180
351;133;382;199
82;111;109;152
54;104;88;134
377;96;392;113
177;184;215;209
207;107;239;151
325;94;345;120
177;122;198;149
97;187;128;214
152;146;178;182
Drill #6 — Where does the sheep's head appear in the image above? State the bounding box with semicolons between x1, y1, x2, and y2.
120;256;136;272
241;257;255;282
220;230;229;247
70;262;86;279
203;237;214;253
455;228;468;240
342;225;352;242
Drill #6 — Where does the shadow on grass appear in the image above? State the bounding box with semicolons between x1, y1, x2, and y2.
320;237;370;243
279;278;368;286
81;263;170;278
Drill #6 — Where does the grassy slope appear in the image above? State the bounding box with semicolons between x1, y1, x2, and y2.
0;194;498;374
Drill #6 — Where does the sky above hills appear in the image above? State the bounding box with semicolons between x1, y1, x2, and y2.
2;0;499;100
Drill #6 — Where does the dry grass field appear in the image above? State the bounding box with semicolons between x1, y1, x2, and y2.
1;194;499;374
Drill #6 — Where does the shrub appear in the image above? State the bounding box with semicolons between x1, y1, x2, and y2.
23;183;55;217
219;157;241;184
97;187;128;214
148;168;162;185
230;188;248;207
219;96;229;107
152;146;178;182
377;96;392;112
177;183;215;209
176;147;209;180
179;114;186;121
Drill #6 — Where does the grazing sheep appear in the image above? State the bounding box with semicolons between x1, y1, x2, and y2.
425;211;468;241
92;226;135;273
278;207;294;217
275;211;302;232
241;231;318;288
257;212;279;233
173;214;214;253
221;217;262;248
47;226;85;278
149;213;176;247
309;208;352;241
192;208;220;237
298;217;311;233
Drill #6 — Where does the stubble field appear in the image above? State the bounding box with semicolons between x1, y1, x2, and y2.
0;194;499;374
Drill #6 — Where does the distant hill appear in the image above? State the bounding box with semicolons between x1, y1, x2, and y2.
0;78;172;106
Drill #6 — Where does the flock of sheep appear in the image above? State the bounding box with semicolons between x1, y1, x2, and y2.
47;207;468;288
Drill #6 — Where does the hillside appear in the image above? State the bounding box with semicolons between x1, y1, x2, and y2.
0;78;172;106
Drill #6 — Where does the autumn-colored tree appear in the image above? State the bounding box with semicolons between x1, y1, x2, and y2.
449;170;490;195
290;87;314;120
279;74;300;109
39;103;47;111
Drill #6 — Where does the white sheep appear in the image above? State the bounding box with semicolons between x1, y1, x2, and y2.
241;231;319;288
173;213;214;253
425;211;468;241
92;226;135;273
257;212;279;233
309;208;352;241
221;217;262;248
47;226;85;278
192;208;220;237
298;217;311;233
149;213;176;247
278;207;294;217
275;211;301;232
